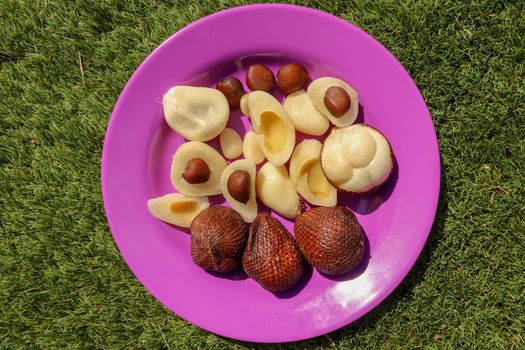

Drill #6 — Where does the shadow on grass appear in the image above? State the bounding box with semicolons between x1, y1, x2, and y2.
226;160;448;349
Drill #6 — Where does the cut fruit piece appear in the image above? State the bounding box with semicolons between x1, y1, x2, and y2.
321;124;394;193
163;86;229;141
256;162;300;219
171;141;228;196
241;91;295;166
283;89;329;136
240;93;250;116
289;139;321;187
307;77;359;127
147;193;209;228
289;140;337;207
219;127;243;159
296;163;337;207
242;130;265;164
220;159;257;223
259;111;287;154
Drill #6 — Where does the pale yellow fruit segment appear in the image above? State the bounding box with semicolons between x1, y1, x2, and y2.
147;193;209;228
163;86;229;141
219;127;243;160
256;162;300;219
240;93;250;116
259;111;288;155
241;91;295;166
297;162;337;207
289;139;322;187
289;139;336;207
283;89;329;136
242;130;265;164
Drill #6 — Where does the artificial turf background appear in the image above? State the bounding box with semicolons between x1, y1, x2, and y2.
1;0;524;348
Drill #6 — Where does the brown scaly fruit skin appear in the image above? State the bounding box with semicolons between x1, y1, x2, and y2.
242;212;305;292
320;124;395;195
190;206;247;273
294;206;365;275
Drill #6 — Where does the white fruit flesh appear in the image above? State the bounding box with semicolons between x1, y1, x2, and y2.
219;127;243;159
170;141;227;196
163;86;229;141
307;77;359;127
256;162;300;219
289;140;321;187
240;93;250;116
289;140;337;207
283;89;329;136
220;159;257;223
242;130;265;164
321;124;393;193
241;91;295;166
147;193;209;228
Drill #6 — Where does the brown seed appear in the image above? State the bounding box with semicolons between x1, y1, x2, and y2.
182;158;211;184
227;170;251;203
295;206;365;275
216;77;245;109
323;86;351;117
277;63;309;93
242;212;304;292
190;206;248;273
246;64;275;92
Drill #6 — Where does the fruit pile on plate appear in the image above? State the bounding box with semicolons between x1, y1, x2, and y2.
147;63;394;292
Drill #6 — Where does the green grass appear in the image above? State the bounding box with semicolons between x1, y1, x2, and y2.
1;0;524;348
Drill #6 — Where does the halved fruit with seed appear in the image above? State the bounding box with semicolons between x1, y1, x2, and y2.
307;77;358;127
171;141;227;196
220;159;257;223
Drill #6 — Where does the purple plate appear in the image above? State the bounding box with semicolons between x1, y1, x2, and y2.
101;4;440;343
